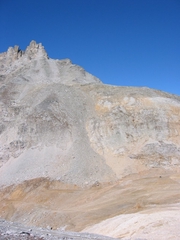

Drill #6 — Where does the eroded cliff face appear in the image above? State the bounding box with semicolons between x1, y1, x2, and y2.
0;41;180;188
84;85;180;177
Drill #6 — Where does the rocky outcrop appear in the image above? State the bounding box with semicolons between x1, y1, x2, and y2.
0;41;47;71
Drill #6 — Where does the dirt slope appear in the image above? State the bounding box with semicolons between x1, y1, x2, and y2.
1;170;180;238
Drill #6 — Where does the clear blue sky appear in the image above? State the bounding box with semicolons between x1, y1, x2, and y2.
0;0;180;95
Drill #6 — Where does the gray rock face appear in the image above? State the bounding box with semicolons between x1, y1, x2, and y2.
0;41;180;187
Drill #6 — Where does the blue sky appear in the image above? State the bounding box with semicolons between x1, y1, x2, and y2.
0;0;180;95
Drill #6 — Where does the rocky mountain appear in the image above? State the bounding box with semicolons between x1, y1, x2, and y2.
0;40;101;85
0;41;180;239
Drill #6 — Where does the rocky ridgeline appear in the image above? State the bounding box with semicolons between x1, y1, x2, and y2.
0;40;101;84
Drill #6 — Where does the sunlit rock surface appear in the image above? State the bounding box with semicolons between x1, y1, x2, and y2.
0;41;180;239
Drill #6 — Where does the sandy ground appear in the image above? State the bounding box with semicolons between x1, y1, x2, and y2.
82;204;180;239
0;169;180;239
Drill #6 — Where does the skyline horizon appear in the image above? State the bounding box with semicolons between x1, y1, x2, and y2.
0;39;179;96
1;0;180;96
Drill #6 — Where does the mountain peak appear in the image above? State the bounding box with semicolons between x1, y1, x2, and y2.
24;40;48;59
0;41;101;85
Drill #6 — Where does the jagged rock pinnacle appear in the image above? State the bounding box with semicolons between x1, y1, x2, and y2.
24;40;48;59
4;41;48;64
6;45;23;61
